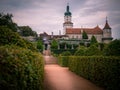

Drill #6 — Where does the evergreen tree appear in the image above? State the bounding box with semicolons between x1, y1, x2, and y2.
86;45;102;56
82;31;88;39
51;39;58;49
74;46;87;56
90;35;98;45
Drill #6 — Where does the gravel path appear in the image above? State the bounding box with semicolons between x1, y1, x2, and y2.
43;55;103;90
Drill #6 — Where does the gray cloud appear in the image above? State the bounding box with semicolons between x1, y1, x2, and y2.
0;0;120;39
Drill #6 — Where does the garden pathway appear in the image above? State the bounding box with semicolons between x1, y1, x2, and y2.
43;50;103;90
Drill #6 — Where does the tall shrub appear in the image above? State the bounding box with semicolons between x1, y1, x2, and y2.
74;46;87;56
0;45;44;90
68;56;120;90
104;39;120;56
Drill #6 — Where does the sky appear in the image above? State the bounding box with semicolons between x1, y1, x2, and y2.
0;0;120;39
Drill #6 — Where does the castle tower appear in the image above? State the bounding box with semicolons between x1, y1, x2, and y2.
63;3;73;35
102;17;113;43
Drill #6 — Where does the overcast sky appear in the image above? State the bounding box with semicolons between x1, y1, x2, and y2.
0;0;120;39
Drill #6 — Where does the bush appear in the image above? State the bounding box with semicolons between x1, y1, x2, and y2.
74;46;87;56
61;51;71;56
0;45;44;90
37;40;43;52
68;56;120;90
86;45;102;56
51;49;76;55
51;39;58;49
104;39;120;56
58;56;69;67
0;26;37;51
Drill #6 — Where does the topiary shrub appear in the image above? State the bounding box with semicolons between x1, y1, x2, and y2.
74;46;87;56
86;44;102;56
58;56;69;67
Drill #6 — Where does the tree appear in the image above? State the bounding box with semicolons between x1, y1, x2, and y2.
104;39;120;56
0;13;18;32
0;26;37;51
0;26;25;46
82;31;88;39
19;26;37;37
51;39;58;49
90;35;98;45
74;46;87;56
86;45;102;56
37;39;43;52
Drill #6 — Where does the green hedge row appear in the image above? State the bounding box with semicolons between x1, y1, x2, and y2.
58;56;120;90
58;56;69;67
0;45;44;90
51;49;76;55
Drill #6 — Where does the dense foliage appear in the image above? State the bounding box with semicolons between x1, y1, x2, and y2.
74;45;102;56
0;45;44;90
0;13;44;90
0;13;18;32
90;35;98;45
0;26;37;51
74;46;87;56
61;51;71;56
58;56;69;67
82;31;88;39
19;26;37;37
58;40;120;90
58;56;120;90
37;39;43;52
86;45;102;56
104;39;120;56
51;39;58;49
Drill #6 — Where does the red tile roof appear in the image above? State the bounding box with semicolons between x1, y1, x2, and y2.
66;26;103;34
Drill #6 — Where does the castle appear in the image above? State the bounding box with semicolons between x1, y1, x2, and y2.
39;4;113;50
63;4;113;43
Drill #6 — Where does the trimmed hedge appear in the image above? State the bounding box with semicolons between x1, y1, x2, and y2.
0;45;44;90
51;49;76;55
58;56;120;90
58;56;69;67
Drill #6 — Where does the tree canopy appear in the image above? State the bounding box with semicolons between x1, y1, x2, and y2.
51;39;58;49
0;13;18;32
82;31;88;39
90;35;98;45
104;39;120;56
19;26;37;37
0;26;37;51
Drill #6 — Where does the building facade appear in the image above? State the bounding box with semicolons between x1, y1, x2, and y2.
63;4;113;43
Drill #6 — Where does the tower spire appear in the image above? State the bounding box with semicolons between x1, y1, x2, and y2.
67;3;69;12
64;3;71;16
103;17;111;29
